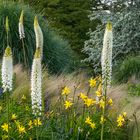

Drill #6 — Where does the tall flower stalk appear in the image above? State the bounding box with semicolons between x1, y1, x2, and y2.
2;17;13;140
31;48;42;116
19;10;27;67
2;46;13;93
34;16;43;59
100;22;113;140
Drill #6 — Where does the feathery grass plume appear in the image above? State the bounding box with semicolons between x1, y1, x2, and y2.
31;48;42;115
19;10;25;39
1;46;13;92
101;22;113;91
34;16;43;58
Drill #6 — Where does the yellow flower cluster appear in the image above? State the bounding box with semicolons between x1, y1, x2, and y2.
79;93;96;107
34;118;42;126
85;117;96;129
117;112;127;127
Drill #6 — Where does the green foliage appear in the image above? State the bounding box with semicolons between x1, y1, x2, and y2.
0;76;130;140
83;1;140;74
128;83;140;96
0;1;75;74
114;56;140;83
22;0;99;58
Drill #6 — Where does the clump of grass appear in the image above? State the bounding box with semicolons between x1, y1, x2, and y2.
113;56;140;83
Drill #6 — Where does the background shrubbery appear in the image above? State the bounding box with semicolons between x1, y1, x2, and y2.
0;1;76;74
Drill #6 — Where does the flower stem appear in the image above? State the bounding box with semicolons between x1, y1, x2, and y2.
6;91;10;140
101;79;107;140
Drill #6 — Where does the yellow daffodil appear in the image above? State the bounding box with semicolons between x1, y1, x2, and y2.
79;93;88;100
89;78;96;88
11;114;17;120
34;118;42;126
1;123;9;132
84;98;96;107
62;86;70;95
108;98;113;105
64;100;73;109
18;125;26;134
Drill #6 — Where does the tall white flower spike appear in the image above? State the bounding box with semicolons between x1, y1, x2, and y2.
31;48;42;115
34;16;43;59
101;22;113;93
2;46;13;92
19;10;25;39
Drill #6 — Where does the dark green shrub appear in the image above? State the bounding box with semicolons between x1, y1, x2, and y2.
0;2;75;74
113;56;140;83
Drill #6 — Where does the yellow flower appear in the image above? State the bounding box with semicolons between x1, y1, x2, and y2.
85;117;96;129
64;100;73;109
122;112;127;117
18;125;26;134
96;90;102;97
34;118;42;126
1;123;9;132
100;116;106;124
85;117;92;124
79;93;88;100
108;98;113;105
84;98;96;107
61;86;70;95
28;120;33;129
117;114;125;127
89;78;96;88
99;99;105;109
11;114;17;120
89;122;96;129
